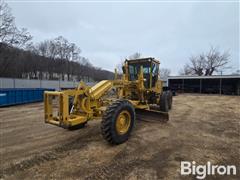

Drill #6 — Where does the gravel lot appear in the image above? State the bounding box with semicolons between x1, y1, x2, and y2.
0;94;239;179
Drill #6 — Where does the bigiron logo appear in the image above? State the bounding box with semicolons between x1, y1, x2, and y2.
180;161;237;179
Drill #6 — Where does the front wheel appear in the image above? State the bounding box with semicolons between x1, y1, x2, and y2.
101;99;135;145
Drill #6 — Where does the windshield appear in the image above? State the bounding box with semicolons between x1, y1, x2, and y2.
128;62;151;81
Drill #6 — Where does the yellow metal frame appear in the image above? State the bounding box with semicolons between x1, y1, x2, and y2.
44;90;88;128
44;57;165;128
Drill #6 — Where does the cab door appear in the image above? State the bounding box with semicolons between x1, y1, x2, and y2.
151;63;159;88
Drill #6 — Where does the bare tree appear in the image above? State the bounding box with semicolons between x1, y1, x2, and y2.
128;52;141;60
33;36;82;80
0;42;114;81
0;1;32;76
115;59;124;75
160;68;171;80
0;35;112;80
0;1;32;48
181;46;230;76
182;54;205;76
204;47;230;75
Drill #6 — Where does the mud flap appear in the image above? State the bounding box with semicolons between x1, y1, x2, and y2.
135;109;169;122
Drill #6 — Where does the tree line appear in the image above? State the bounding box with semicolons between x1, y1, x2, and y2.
0;1;113;81
0;42;114;81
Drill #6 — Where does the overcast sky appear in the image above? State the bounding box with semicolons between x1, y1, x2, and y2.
7;1;239;75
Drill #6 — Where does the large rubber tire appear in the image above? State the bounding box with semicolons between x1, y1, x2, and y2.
160;92;169;112
101;99;135;145
167;91;173;110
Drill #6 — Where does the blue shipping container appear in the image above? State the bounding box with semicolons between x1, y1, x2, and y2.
0;88;54;107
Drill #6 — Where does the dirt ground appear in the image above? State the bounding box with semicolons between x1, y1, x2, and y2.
0;94;239;179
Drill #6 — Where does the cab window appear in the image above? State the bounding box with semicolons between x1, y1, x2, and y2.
143;66;150;74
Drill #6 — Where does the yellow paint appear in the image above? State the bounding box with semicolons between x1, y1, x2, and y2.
116;110;131;135
44;57;167;128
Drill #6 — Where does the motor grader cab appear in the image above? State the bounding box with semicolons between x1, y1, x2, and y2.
44;57;172;145
126;58;159;89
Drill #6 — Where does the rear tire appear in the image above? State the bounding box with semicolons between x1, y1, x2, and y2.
167;91;173;110
101;99;135;145
160;92;169;112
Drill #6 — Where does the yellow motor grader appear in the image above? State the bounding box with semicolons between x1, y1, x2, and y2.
44;57;172;144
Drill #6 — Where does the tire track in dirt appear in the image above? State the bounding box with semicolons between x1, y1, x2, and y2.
1;95;239;179
80;120;179;180
83;138;179;180
0;124;101;178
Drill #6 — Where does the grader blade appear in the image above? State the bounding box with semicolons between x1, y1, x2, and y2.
135;109;169;122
